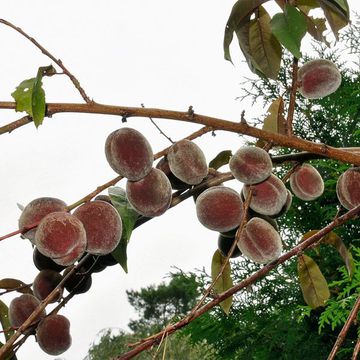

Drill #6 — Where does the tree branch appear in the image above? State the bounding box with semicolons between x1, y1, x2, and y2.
327;294;360;360
286;57;299;136
0;101;359;165
116;204;360;359
0;254;91;358
0;19;92;103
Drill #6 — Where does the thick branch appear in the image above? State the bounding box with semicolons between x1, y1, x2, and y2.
1;102;360;165
116;204;360;359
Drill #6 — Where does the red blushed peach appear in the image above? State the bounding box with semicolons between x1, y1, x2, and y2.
18;197;67;244
298;59;341;99
126;168;172;217
237;217;282;264
33;270;63;302
167;139;208;185
74;200;122;255
290;164;324;201
196;186;244;232
35;212;87;264
229;146;272;185
105;127;153;181
336;167;360;210
36;314;72;355
243;174;287;216
9;294;46;328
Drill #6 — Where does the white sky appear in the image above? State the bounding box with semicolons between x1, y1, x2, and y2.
0;1;359;359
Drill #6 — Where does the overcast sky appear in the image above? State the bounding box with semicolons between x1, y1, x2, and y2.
0;1;359;359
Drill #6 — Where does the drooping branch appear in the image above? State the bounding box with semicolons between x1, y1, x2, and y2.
0;101;360;165
0;254;92;359
0;19;92;103
327;294;360;360
116;204;360;359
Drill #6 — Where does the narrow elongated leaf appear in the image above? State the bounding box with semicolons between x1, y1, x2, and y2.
301;230;354;278
109;187;139;273
235;16;265;76
321;0;349;18
257;97;286;147
318;0;349;39
270;5;307;59
323;232;355;278
0;278;32;295
224;0;269;62
209;150;232;170
298;254;330;309
0;300;14;341
11;65;55;128
303;15;328;44
0;300;17;360
211;250;233;315
249;6;282;79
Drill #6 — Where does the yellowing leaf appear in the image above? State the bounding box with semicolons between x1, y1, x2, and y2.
300;230;354;278
303;15;329;44
318;0;349;39
301;229;320;242
0;278;32;295
257;97;286;148
211;250;233;315
224;0;269;63
249;6;282;80
323;232;355;278
298;254;330;309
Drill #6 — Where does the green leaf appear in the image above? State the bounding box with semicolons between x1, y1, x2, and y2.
0;299;18;359
209;150;232;170
270;5;307;59
249;6;282;80
223;0;269;63
318;0;349;39
0;299;14;341
298;254;330;309
0;278;32;295
11;65;55;128
257;97;286;148
323;232;355;278
211;250;233;315
109;187;139;273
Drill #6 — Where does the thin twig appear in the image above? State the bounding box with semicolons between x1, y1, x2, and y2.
327;294;360;360
0;283;32;296
116;204;360;359
0;19;92;103
352;336;360;360
0;115;32;135
141;103;174;144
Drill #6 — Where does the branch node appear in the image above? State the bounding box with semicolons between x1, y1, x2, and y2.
187;105;194;118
